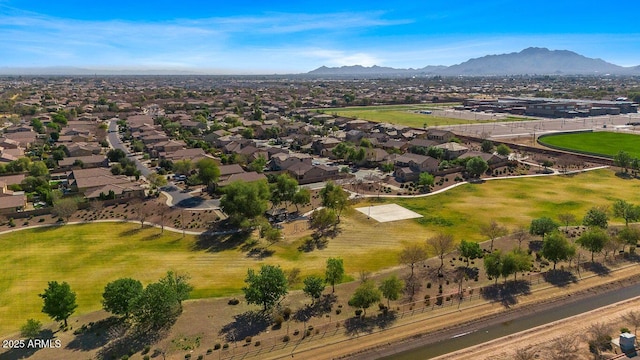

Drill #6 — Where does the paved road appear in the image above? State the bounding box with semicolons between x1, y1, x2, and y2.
107;120;219;209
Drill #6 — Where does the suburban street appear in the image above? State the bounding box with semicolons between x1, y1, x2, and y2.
107;120;219;209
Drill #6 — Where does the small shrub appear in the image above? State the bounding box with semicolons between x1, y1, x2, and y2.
121;356;129;360
245;336;252;343
255;341;261;347
38;218;45;222
227;298;240;305
305;330;311;337
142;345;151;355
197;356;203;360
426;282;432;289
214;344;221;350
283;335;290;343
273;315;284;327
282;307;292;320
621;327;631;333
293;329;300;336
184;354;191;359
222;343;229;349
355;309;363;316
143;356;150;360
206;349;212;354
335;309;341;315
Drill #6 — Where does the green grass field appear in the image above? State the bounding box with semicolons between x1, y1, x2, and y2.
538;131;640;158
2;169;640;335
316;104;472;127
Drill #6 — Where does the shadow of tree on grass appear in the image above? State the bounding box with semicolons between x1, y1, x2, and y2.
343;311;398;336
543;269;579;287
66;316;122;351
192;231;250;252
219;311;270;342
582;262;610;276
481;280;531;308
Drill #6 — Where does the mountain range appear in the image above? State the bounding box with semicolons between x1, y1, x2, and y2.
307;47;640;77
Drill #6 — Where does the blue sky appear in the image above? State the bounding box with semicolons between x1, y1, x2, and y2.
1;0;639;73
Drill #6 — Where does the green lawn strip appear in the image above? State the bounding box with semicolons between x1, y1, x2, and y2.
538;132;640;158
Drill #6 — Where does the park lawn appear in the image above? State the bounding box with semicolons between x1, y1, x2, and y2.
538;131;640;158
386;169;640;242
316;104;471;127
2;169;640;336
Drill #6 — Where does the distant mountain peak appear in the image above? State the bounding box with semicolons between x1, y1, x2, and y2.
307;48;640;77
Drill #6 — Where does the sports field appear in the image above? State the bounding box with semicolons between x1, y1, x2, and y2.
316;104;472;127
538;131;640;158
2;169;640;336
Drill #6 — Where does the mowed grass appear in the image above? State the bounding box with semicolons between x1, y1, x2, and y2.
539;131;640;158
2;169;640;335
316;104;472;127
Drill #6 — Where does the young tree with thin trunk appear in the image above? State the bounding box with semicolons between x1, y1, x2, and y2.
325;257;344;293
483;250;502;285
427;233;455;277
541;232;574;270
378;275;404;308
557;213;576;229
458;239;483;267
577;227;609;263
480;220;508;252
512;227;530;249
399;243;428;279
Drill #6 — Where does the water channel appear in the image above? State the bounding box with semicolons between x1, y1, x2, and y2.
378;281;640;359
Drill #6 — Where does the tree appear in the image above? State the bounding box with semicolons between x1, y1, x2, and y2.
483;251;502;285
320;181;349;219
248;155;267;173
309;208;338;237
53;197;78;223
107;148;126;162
466;157;489;178
618;226;640;251
348;280;381;316
614;150;632;173
220;180;270;227
196;158;220;193
427;233;455;276
292;188;310;212
325;257;345;293
131;281;180;329
399;243;428;278
480;220;508;252
577;227;609;262
529;217;558;240
271;174;298;210
147;173;167;189
512;227;530;249
622;310;640;336
418;172;435;191
506;248;532;281
29;161;49;178
496;144;511;156
173;159;193;175
20;319;42;338
40;281;78;327
586;322;612;358
379;275;404;308
541;232;575;270
481;139;494;153
612;199;640;226
458;239;483;266
159;271;192;307
243;264;288;311
302;275;325;305
102;278;143;318
583;206;609;229
557;213;577;229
